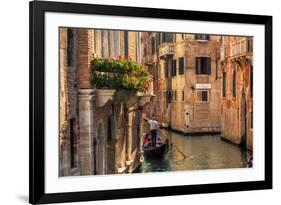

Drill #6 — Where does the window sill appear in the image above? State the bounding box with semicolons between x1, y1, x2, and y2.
195;39;209;42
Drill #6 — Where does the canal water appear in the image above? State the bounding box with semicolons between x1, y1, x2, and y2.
136;130;251;173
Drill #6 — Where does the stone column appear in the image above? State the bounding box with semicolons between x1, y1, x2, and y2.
115;103;127;173
126;109;134;166
78;89;94;175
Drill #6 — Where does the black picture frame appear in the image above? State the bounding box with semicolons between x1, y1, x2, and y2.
29;0;272;204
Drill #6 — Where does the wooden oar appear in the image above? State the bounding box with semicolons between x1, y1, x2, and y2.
158;128;187;160
172;142;187;160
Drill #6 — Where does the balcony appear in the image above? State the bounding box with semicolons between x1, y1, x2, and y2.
230;38;253;58
159;43;175;59
143;54;157;66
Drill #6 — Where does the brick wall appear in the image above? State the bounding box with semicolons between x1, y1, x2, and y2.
59;28;81;176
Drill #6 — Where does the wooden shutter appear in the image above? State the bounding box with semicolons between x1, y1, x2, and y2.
196;57;201;74
206;57;211;74
173;60;177;76
179;57;184;75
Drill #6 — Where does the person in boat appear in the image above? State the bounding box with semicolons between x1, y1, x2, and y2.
143;134;150;148
148;117;160;147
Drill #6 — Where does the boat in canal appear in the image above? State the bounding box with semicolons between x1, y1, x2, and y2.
142;129;169;159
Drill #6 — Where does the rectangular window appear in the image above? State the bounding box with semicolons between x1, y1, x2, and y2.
247;38;253;52
124;31;128;58
171;59;177;77
233;69;236;98
182;91;184;101
168;91;172;103
164;63;168;78
195;34;209;40
151;37;155;54
162;32;174;43
195;57;211;75
70;119;75;168
174;91;177;101
156;33;161;49
178;57;184;75
222;71;226;97
197;90;208;102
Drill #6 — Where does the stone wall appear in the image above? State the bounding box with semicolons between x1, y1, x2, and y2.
220;36;253;149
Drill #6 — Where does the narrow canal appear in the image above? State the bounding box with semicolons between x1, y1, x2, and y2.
136;130;251;173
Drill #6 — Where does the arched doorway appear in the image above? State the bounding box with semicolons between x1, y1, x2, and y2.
240;89;247;147
93;122;106;175
106;104;117;174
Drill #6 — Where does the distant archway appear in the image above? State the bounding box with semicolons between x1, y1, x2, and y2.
93;121;106;175
106;113;116;174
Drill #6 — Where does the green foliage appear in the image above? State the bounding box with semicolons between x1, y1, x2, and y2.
91;56;150;92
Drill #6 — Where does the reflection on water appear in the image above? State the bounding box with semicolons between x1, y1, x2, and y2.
136;131;251;173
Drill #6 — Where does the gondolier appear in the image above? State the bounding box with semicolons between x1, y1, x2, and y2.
148;117;159;147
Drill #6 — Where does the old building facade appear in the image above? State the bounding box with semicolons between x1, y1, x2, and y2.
59;28;151;176
219;36;253;149
142;32;222;134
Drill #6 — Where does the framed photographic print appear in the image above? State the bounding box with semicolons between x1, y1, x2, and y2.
29;0;272;204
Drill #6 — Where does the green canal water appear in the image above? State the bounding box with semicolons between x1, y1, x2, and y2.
136;130;251;173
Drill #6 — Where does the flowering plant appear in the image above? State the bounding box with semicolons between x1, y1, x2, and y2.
91;56;151;92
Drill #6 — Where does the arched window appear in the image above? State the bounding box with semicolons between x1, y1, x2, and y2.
70;119;75;168
222;71;226;97
233;68;237;98
107;117;112;141
94;122;106;175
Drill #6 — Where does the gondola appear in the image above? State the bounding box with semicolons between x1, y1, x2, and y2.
142;131;169;159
